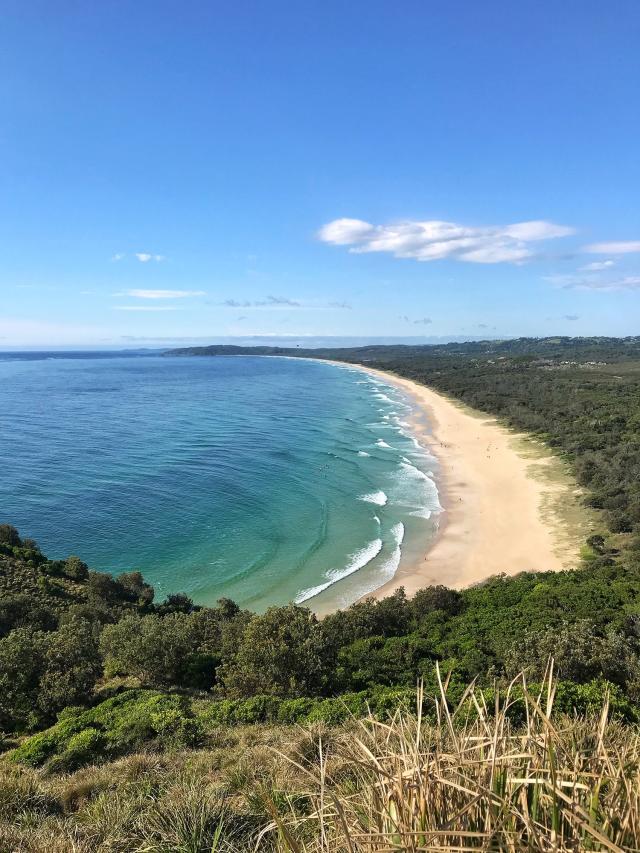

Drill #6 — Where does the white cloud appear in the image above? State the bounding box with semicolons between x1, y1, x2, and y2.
111;253;125;262
318;217;575;264
580;260;615;271
135;253;165;262
583;241;640;254
122;289;205;299
114;305;181;311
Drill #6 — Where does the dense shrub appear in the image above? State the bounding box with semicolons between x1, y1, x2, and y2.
11;691;204;770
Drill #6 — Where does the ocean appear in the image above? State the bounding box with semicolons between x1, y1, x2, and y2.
0;353;441;611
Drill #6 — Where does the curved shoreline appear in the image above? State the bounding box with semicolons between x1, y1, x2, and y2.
327;361;588;600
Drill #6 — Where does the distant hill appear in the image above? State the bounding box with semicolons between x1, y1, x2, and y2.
166;335;640;362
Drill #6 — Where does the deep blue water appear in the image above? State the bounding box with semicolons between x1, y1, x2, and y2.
0;354;441;610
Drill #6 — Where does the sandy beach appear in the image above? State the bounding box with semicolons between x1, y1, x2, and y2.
346;363;589;598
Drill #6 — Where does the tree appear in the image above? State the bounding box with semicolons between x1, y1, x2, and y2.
64;555;89;581
100;613;198;686
505;620;640;690
0;524;21;547
157;592;193;614
0;628;48;732
218;605;324;698
336;634;435;691
411;586;463;621
38;617;102;718
320;589;411;652
86;570;121;605
0;594;57;638
117;571;154;606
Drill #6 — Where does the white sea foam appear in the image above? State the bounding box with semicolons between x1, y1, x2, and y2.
374;392;395;403
294;537;383;603
388;461;442;518
400;460;430;481
409;508;433;519
377;522;405;581
375;439;392;448
357;450;370;457
360;490;388;506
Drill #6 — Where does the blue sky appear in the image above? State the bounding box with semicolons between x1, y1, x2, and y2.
2;0;639;347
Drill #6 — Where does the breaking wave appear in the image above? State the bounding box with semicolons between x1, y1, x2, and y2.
294;537;384;603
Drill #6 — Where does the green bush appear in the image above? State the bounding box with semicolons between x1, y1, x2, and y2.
12;690;203;770
48;728;106;772
200;687;420;727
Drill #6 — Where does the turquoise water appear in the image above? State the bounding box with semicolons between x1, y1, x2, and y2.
0;354;441;611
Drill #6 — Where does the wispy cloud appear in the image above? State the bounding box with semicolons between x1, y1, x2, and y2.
563;314;580;321
580;276;640;291
318;217;575;264
583;241;640;254
546;273;640;291
580;260;615;271
399;314;432;325
222;295;302;308
135;252;165;263
114;305;181;311
120;289;205;299
111;252;166;263
220;296;351;310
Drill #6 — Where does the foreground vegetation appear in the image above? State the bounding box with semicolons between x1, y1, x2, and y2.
3;522;640;743
2;337;640;847
0;672;638;851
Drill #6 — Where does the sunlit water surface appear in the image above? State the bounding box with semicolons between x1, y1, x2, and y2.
0;353;441;610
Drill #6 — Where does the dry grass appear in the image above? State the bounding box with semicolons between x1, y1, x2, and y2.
263;664;640;852
1;665;639;851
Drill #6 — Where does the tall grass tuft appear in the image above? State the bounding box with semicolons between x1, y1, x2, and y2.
262;663;640;851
